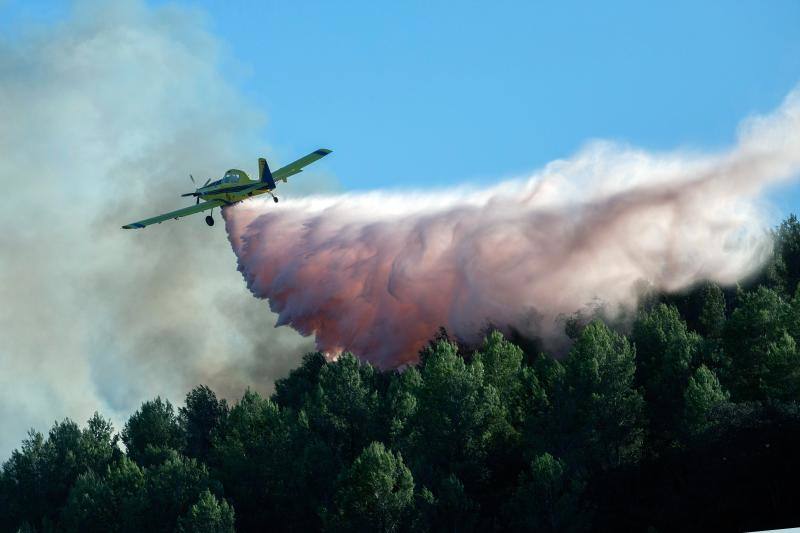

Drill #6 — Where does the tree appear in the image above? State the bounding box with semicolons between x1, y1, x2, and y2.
330;442;414;532
176;490;235;533
474;331;525;423
385;367;422;446
122;397;183;466
723;287;793;400
107;456;149;529
0;413;119;531
519;362;557;463
211;389;292;531
62;456;147;533
278;353;384;527
273;352;328;410
631;304;700;443
401;339;509;491
62;471;114;532
763;332;800;402
77;413;119;469
0;430;48;530
684;365;729;435
698;283;727;339
412;474;479;532
556;321;644;470
765;214;800;297
144;453;216;532
180;386;228;462
504;453;587;532
309;353;381;462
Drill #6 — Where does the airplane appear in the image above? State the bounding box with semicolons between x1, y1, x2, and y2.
122;148;332;229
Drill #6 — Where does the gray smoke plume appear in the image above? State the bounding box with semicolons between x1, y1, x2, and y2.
0;1;335;457
225;87;800;368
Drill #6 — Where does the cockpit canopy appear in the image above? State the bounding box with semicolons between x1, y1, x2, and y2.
222;169;248;183
201;168;250;189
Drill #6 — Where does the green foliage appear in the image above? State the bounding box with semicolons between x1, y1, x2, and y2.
684;365;730;435
176;490;235;533
698;282;726;339
764;214;800;296
6;217;800;532
329;442;414;532
632;304;700;443
272;352;327;409
723;286;794;400
475;331;524;397
763;332;800;401
1;430;49;529
310;352;381;461
180;386;228;462
400;339;509;490
519;361;555;459
62;471;114;532
385;367;422;445
412;474;479;532
556;321;644;470
475;330;525;423
0;413;118;531
505;453;587;532
146;453;217;532
210;390;294;529
122;397;183;466
62;456;147;532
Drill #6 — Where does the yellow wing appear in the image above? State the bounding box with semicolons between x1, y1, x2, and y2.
271;148;332;183
122;200;224;229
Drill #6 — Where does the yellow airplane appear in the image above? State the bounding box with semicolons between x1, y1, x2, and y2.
122;148;332;229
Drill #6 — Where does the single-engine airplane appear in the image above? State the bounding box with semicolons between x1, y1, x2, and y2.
122;148;332;229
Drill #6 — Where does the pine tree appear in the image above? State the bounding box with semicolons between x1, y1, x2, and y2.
684;365;729;435
330;442;414;532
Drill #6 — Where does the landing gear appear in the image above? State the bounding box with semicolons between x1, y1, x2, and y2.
205;215;214;226
273;196;279;203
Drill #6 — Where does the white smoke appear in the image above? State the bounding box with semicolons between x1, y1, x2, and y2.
225;87;800;368
0;1;333;458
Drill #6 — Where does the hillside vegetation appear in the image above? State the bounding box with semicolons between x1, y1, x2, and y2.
4;216;800;532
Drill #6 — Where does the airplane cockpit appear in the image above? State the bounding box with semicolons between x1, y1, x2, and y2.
222;171;240;183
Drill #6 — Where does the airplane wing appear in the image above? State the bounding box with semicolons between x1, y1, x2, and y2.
122;200;224;229
272;148;332;183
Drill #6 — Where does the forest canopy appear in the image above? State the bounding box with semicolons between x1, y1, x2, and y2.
4;215;800;532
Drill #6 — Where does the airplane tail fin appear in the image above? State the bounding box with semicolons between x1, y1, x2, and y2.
259;157;276;189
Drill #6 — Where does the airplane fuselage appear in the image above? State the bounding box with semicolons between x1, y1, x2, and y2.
194;169;274;206
198;180;271;204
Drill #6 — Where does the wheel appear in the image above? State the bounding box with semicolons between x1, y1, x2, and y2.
205;215;214;226
273;196;279;203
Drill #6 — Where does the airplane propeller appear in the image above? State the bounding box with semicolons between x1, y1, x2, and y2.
189;174;211;187
182;174;211;200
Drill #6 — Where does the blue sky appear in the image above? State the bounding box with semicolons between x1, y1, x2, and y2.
5;0;800;207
